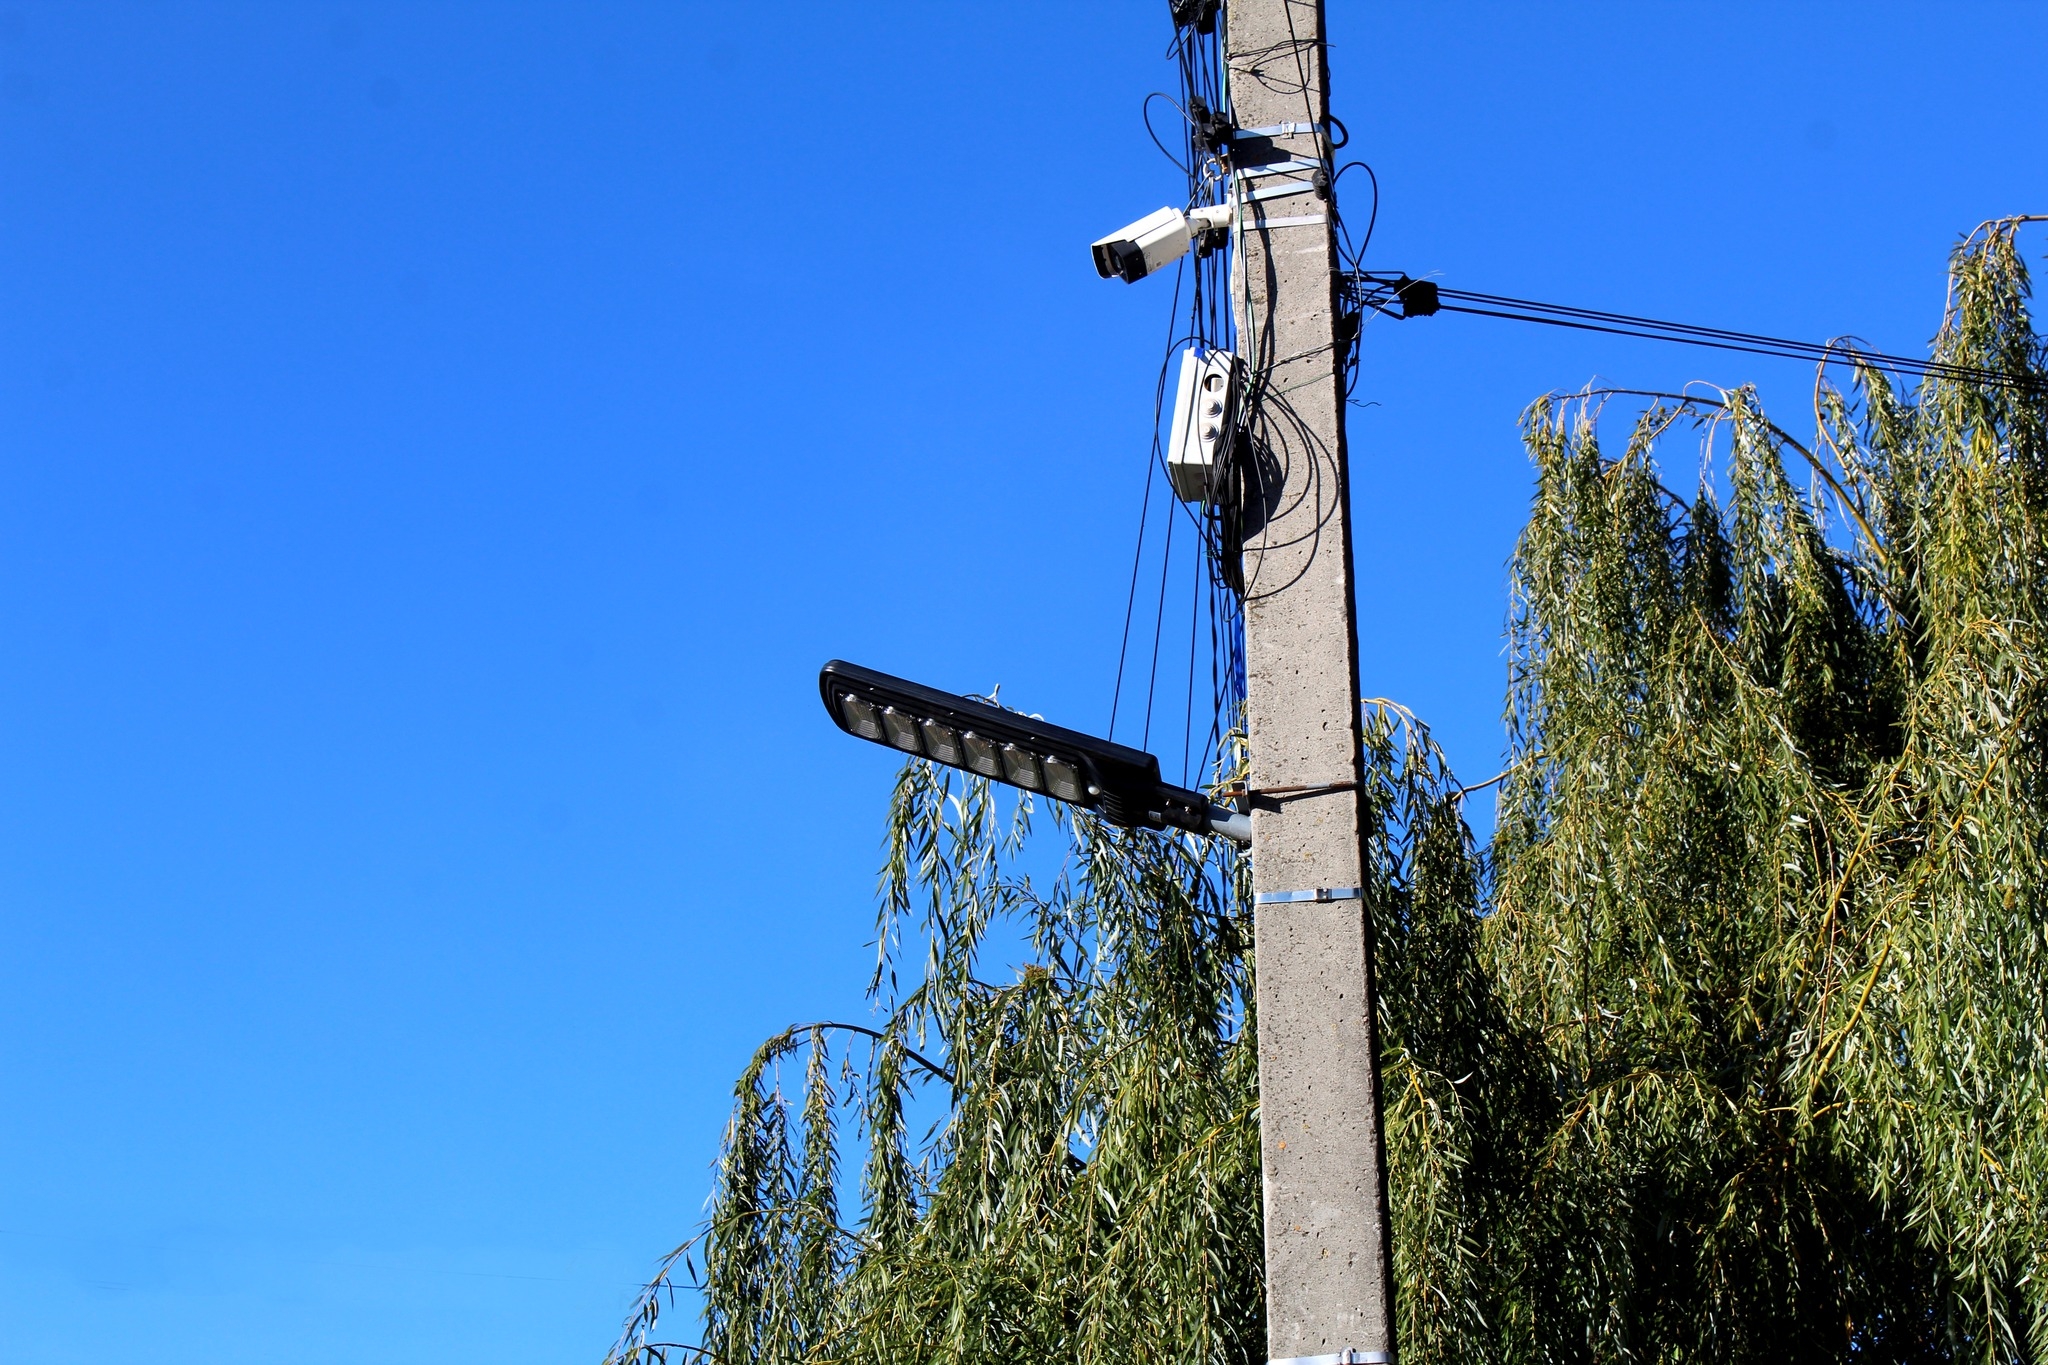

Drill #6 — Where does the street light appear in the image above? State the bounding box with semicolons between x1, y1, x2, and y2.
819;660;1250;844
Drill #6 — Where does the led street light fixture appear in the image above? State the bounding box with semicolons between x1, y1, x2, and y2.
1091;204;1234;284
820;660;1250;844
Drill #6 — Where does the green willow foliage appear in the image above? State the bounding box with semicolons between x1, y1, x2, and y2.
609;219;2048;1365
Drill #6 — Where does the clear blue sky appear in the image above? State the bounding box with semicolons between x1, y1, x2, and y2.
1;3;2041;1360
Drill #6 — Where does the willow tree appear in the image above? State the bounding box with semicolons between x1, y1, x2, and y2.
608;219;2048;1365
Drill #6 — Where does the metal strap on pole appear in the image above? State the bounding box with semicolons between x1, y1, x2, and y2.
1236;157;1327;179
1271;1351;1393;1365
1244;182;1314;204
1238;120;1327;138
1254;887;1363;905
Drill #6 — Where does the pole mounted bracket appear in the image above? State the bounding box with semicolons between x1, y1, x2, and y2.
1234;157;1332;205
1237;120;1327;139
1341;271;1441;319
1254;887;1363;905
1247;213;1328;230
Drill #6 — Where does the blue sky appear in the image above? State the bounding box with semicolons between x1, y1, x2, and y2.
1;3;2042;1361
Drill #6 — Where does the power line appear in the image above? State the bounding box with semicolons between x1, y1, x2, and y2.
1343;272;2046;394
1111;15;1245;784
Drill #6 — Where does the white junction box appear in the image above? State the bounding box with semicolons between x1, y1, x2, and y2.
1166;345;1238;502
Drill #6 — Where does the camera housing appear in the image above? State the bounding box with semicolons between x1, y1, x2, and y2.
1090;204;1232;283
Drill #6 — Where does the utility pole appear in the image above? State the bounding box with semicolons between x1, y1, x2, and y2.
1227;2;1398;1363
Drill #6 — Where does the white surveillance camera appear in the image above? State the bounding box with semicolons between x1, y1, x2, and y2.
1091;205;1232;283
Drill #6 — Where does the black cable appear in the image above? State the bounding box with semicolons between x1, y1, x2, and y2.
1331;161;1378;271
1182;542;1201;786
1197;584;1216;787
1141;482;1176;751
1110;258;1189;740
1427;288;2041;392
1143;91;1192;175
1107;451;1154;743
1329;160;1380;401
1117;6;1248;769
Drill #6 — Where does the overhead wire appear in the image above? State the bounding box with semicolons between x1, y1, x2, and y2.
1186;6;1245;781
1229;1;1352;606
1117;9;2039;806
1112;5;1245;785
1341;275;2048;394
1183;540;1202;786
1141;476;1177;751
1142;92;1193;176
1109;256;1190;741
1424;286;2045;393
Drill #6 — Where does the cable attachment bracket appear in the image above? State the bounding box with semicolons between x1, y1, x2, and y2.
1341;271;1441;319
1187;96;1235;158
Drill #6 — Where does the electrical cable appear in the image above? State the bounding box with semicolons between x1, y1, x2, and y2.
1183;543;1201;786
1352;279;2046;394
1127;14;2038;816
1332;161;1378;271
1143;91;1193;174
1141;482;1176;752
1110;256;1191;741
1112;3;1249;793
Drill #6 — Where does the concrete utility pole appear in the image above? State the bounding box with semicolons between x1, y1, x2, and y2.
1227;2;1398;1363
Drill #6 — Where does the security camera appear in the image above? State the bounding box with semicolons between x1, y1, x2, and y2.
1091;204;1232;283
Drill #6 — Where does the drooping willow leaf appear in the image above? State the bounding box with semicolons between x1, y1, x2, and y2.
609;218;2048;1365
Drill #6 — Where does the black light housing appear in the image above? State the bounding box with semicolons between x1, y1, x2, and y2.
819;660;1250;844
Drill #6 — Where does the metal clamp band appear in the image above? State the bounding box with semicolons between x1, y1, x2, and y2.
1271;1352;1392;1365
1241;178;1320;204
1248;213;1328;230
1254;887;1363;905
1240;120;1326;138
1236;157;1327;179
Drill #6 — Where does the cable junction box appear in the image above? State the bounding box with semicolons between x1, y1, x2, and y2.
1166;345;1238;502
